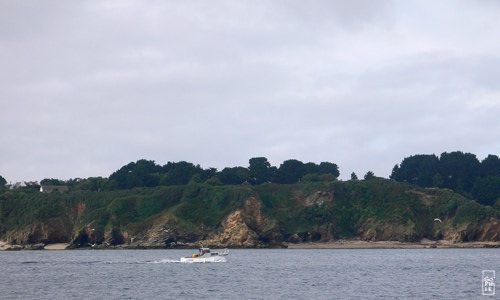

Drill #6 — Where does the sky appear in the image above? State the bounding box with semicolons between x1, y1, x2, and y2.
1;0;500;183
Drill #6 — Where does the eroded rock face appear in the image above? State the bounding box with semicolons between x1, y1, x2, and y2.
285;228;328;243
130;214;203;248
304;191;333;207
202;197;283;248
7;217;72;245
242;197;282;244
444;218;500;242
358;219;420;242
3;188;498;248
142;215;172;247
69;228;92;247
477;219;500;241
213;210;260;247
357;216;500;243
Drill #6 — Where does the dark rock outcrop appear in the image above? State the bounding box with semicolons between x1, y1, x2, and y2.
24;243;45;250
201;197;283;248
6;217;73;245
5;245;23;251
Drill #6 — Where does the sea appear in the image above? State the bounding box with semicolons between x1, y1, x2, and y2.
0;248;498;299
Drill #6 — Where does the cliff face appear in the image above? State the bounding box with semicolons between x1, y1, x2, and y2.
355;218;500;243
358;219;420;242
443;218;500;243
1;180;499;248
6;217;73;245
354;188;500;243
201;197;283;248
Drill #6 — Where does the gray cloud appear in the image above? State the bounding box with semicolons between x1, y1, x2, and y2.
1;0;499;182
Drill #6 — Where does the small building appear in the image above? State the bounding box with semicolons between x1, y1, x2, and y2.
39;185;69;193
8;182;27;189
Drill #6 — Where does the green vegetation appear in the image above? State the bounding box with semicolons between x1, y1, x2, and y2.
1;151;499;245
1;176;499;244
0;175;6;188
391;152;500;205
60;157;340;191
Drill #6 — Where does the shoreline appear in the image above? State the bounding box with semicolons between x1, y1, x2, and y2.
286;239;500;249
44;243;70;250
1;240;499;250
0;241;69;251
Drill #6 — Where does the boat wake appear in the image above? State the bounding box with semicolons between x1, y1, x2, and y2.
148;259;181;264
179;257;226;263
147;258;227;264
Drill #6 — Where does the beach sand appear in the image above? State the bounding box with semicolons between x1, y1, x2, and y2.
44;243;69;250
0;241;69;250
0;240;8;250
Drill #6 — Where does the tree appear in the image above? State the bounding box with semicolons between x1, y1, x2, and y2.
304;161;340;178
200;167;218;181
40;178;66;185
274;159;306;184
0;175;6;187
364;171;375;180
480;155;500;177
471;176;500;206
217;167;250;185
161;161;202;186
390;154;439;187
350;172;358;180
248;157;273;185
109;159;162;189
318;162;340;178
72;177;109;192
432;173;444;187
439;151;480;193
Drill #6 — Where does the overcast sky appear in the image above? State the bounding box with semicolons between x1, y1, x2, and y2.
1;0;500;183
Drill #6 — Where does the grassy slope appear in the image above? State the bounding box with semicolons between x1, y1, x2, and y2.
0;178;498;242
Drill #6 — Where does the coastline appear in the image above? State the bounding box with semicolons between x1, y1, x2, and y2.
1;240;499;250
286;239;500;249
0;241;69;251
44;243;69;250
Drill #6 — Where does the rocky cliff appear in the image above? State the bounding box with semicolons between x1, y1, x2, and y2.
199;197;283;247
6;217;73;245
1;179;499;248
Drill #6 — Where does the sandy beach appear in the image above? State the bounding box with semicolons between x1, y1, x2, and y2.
44;243;69;250
0;241;69;251
0;240;8;250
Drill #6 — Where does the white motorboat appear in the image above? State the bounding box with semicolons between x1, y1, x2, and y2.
180;247;229;263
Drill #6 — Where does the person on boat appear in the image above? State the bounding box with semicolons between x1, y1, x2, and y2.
199;248;204;256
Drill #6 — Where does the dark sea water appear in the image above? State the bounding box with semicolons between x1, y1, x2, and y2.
0;248;498;299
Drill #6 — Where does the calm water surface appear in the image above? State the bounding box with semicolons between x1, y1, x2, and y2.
0;249;498;299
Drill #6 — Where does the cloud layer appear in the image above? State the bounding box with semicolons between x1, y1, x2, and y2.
1;0;500;182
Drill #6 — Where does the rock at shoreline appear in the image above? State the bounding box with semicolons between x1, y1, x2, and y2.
5;245;23;251
24;243;46;250
201;197;283;248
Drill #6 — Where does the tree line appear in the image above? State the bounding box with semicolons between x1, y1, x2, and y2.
0;158;339;192
391;151;500;205
107;157;340;189
2;151;499;206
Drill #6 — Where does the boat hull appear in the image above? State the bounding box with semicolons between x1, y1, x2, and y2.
180;256;226;263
